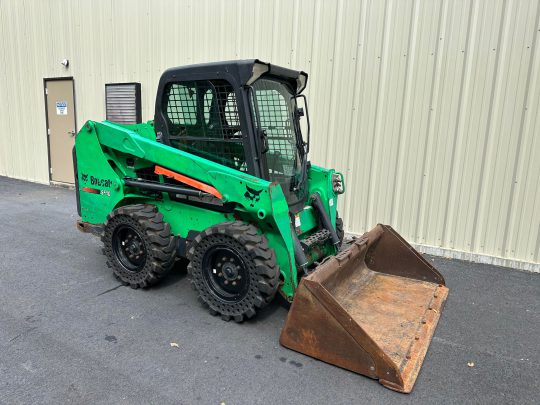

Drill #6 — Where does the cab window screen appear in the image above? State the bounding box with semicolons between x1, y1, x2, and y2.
166;83;197;125
163;80;247;172
252;79;298;179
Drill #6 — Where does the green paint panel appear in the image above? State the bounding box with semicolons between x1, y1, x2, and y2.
75;120;342;299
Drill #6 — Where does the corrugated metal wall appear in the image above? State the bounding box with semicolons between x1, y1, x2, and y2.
0;0;538;270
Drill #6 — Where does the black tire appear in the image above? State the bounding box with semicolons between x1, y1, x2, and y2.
102;204;176;289
336;212;344;247
187;221;280;322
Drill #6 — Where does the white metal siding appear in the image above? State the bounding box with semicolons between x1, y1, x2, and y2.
0;0;538;270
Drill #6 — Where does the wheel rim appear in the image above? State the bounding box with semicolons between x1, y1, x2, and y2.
202;245;250;302
112;224;147;272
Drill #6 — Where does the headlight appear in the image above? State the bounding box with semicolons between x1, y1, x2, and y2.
332;173;344;194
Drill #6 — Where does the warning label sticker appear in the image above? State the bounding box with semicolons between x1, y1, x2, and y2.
56;101;68;115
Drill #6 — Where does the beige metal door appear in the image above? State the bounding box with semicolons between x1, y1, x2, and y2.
45;79;76;184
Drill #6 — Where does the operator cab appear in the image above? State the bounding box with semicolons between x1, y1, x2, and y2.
153;60;310;211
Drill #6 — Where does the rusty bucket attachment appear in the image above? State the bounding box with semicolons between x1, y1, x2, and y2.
280;224;449;393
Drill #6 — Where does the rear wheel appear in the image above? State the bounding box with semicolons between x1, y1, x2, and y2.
102;204;176;288
187;222;280;322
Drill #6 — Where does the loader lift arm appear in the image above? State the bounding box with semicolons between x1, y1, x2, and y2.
76;119;300;295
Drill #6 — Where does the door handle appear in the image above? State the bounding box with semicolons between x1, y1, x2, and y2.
67;130;76;137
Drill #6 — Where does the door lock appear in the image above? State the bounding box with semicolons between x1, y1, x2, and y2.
67;130;76;137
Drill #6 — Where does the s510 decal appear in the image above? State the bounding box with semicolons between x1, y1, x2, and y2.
81;173;112;196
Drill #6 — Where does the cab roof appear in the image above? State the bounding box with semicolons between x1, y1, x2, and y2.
159;59;308;94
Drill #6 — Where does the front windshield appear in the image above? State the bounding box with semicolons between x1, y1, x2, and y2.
252;78;306;204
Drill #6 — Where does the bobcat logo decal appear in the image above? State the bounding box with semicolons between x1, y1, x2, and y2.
81;173;88;183
244;185;262;207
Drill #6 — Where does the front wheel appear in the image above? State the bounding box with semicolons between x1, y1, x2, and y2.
187;222;280;322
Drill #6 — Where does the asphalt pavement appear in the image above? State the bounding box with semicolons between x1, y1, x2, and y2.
0;176;538;404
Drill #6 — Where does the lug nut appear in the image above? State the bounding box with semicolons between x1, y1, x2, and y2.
224;280;229;285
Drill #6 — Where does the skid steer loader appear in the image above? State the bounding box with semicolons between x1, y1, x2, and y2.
74;60;448;393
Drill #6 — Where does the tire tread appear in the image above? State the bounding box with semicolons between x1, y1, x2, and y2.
186;221;280;323
101;204;176;289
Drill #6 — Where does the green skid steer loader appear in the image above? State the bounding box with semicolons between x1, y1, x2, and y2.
74;60;448;393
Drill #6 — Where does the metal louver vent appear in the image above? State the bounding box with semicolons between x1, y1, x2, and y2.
105;83;142;124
